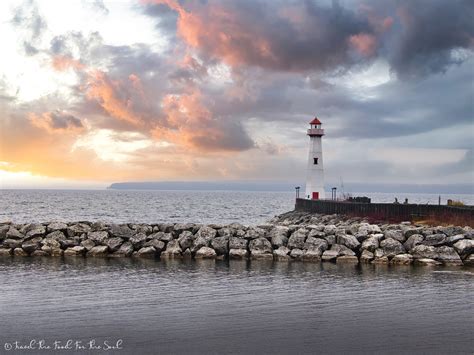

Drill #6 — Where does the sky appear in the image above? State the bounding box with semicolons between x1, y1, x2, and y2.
0;0;473;189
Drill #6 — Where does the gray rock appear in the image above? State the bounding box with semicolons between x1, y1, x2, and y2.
22;237;43;254
290;248;304;260
404;234;424;251
0;225;10;240
105;237;123;252
321;250;339;261
336;255;359;264
159;223;174;233
372;256;389;264
64;246;86;256
414;258;441;266
244;227;266;240
229;237;248;250
6;227;24;240
287;229;307;249
360;250;374;263
130;233;147;249
270;230;289;248
136;247;156;258
183;248;192;258
323;225;337;235
385;230;405;243
3;239;22;249
80;239;95;251
161;240;182;258
304;237;328;254
111;242;134;257
274;246;290;261
177;231;194;250
196;226;217;240
445;234;465;246
88;245;109;257
438;226;464;237
374;248;385;258
143;239;166;252
391;254;413;265
109;224;134;239
158;233;174;242
60;239;77;249
380;238;405;257
218;228;234;238
45;231;66;241
229;248;248;259
453;239;474;257
422;234;447;247
14;248;28;256
195;246;217;259
308;229;325;239
361;236;379;252
435;246;462;265
211;236;228;255
25;225;46;239
336;234;360;250
331;244;355;256
302;248;322;261
174;223;195;234
404;228;424;238
0;248;12;256
91;221;108;231
47;222;68;233
410;245;438;259
324;235;336;245
88;231;109;245
249;237;272;254
250;250;274;260
66;223;91;237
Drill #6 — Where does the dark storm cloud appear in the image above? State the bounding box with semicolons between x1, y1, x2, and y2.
145;0;474;78
388;0;474;78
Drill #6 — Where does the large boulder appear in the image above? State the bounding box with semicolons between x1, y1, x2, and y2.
361;236;379;252
323;225;337;235
218;228;234;238
161;240;182;258
3;239;23;249
88;245;109;257
384;230;405;243
229;248;248;259
64;246;86;256
336;256;359;264
391;254;413;265
111;241;134;257
244;227;266;240
229;237;247;250
14;248;28;256
0;225;10;240
404;234;424;251
211;237;229;255
143;239;166;253
88;231;109;245
25;225;46;240
331;244;355;256
302;248;322;261
105;237;123;252
109;224;134;239
249;237;272;254
380;238;405;257
321;250;338;262
422;234;447;247
195;246;217;259
0;248;12;256
290;248;304;260
130;233;147;249
21;237;42;254
445;234;465;246
360;250;374;263
410;245;438;259
453;239;474;257
287;229;307;249
136;247;156;258
303;237;328;254
66;223;91;237
80;239;95;251
336;234;360;250
270;226;289;248
177;231;194;250
273;246;290;261
6;227;24;240
435;246;462;265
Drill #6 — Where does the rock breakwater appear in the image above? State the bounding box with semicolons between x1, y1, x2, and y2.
0;211;473;266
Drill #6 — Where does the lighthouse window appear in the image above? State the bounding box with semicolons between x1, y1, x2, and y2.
313;158;318;164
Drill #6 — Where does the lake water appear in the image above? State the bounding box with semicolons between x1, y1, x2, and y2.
0;257;472;354
1;189;473;225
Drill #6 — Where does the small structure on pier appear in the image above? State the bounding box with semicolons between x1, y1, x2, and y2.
305;117;325;200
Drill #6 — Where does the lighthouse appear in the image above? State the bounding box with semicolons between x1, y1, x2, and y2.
305;117;325;200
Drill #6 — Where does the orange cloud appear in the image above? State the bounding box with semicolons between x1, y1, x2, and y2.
349;33;378;57
85;71;145;126
29;111;85;134
51;55;85;71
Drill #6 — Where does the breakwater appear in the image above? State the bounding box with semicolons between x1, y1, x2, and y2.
0;211;473;266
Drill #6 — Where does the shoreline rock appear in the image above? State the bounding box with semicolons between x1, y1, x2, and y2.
0;211;472;267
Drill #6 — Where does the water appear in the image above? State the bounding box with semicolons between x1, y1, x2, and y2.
0;257;472;354
1;189;473;225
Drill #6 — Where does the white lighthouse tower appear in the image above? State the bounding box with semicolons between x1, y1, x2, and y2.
305;117;325;200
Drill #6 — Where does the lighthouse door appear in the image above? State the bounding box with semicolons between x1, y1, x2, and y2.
312;192;319;200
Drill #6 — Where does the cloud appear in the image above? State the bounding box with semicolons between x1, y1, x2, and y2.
11;0;47;56
29;110;85;133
